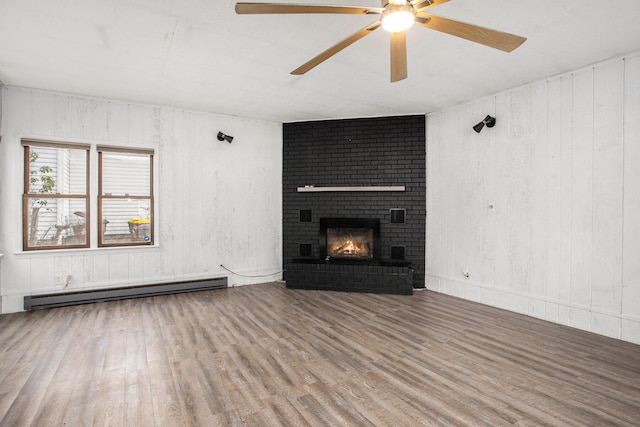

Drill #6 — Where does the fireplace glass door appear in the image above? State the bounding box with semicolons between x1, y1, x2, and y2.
320;218;380;262
326;227;374;260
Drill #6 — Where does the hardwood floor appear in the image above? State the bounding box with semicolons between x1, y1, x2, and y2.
1;282;639;426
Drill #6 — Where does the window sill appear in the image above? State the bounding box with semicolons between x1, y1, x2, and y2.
14;244;161;257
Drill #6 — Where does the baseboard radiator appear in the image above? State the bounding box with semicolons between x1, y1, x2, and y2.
24;277;228;310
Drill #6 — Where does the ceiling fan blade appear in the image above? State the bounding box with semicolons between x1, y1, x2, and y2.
291;21;381;75
412;0;450;12
390;32;408;82
235;3;383;15
418;13;526;52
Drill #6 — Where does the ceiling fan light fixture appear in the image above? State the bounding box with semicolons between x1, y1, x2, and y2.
381;4;416;33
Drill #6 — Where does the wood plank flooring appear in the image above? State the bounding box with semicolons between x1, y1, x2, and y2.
1;282;639;426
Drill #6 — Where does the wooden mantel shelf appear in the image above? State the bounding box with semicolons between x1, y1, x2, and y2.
297;185;405;193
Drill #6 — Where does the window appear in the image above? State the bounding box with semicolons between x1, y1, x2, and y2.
98;147;154;247
22;140;155;251
23;141;90;250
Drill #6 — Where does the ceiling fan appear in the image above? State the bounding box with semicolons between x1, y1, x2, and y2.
235;0;526;82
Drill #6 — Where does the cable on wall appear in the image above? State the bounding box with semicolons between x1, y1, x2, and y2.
220;264;286;278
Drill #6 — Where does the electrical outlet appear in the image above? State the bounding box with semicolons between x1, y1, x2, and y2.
56;274;72;287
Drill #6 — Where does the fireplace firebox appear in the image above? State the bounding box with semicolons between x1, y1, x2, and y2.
319;218;380;263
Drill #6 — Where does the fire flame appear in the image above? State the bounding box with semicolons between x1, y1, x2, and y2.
338;240;359;255
332;239;370;257
326;228;374;259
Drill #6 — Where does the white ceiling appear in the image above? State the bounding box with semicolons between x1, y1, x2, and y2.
1;0;640;123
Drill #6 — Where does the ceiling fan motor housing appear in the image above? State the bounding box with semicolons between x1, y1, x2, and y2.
381;0;419;6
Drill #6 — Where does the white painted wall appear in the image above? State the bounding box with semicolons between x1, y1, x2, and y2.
0;81;4;314
0;87;283;313
426;52;640;345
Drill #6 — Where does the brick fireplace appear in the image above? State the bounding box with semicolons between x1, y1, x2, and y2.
282;115;426;294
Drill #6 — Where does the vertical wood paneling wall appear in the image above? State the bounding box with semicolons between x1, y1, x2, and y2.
426;52;640;344
0;87;283;313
